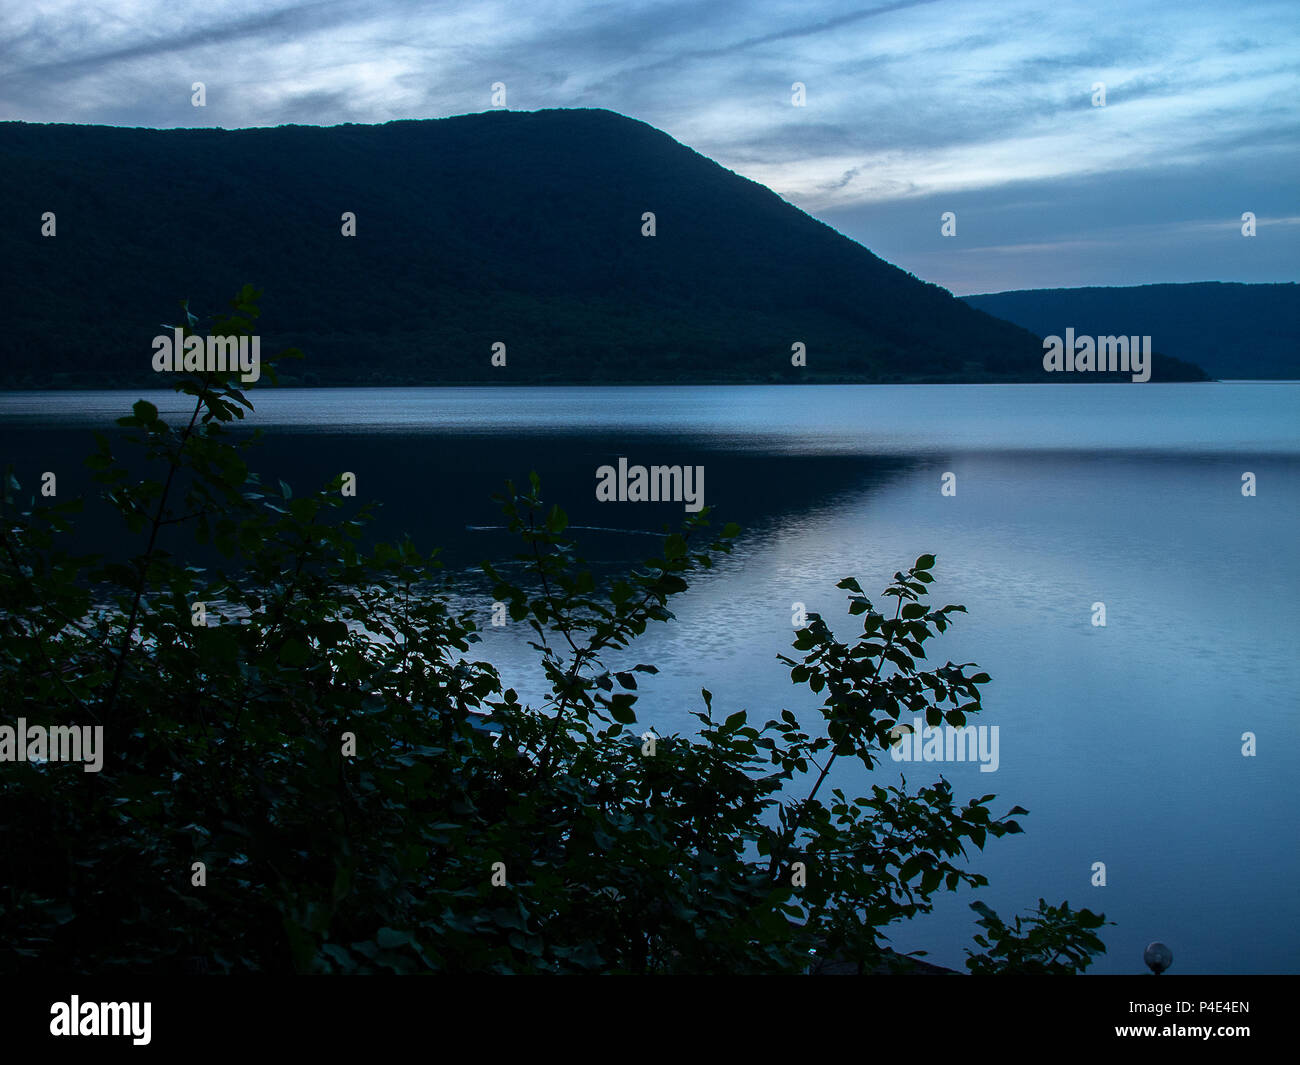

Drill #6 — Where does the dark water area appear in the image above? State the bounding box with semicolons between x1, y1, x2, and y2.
2;383;1297;974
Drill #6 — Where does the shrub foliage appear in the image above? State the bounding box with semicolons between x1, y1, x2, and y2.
0;289;1108;974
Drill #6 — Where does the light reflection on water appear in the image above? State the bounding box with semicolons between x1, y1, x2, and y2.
3;383;1297;974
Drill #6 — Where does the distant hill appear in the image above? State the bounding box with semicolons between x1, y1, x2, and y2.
0;109;1208;387
963;283;1299;380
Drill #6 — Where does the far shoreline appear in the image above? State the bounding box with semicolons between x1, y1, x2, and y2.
0;377;1244;392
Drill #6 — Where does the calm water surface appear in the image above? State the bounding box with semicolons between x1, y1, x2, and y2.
3;383;1297;974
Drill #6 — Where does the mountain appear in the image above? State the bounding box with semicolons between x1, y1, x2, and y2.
0;109;1209;387
963;283;1299;380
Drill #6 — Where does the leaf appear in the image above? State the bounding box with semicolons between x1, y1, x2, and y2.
279;639;310;666
376;927;413;950
45;902;77;925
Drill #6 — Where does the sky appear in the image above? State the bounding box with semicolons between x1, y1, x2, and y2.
2;0;1296;294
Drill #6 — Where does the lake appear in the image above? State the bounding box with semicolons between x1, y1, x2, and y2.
2;382;1297;974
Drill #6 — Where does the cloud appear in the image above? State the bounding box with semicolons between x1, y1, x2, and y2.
1;0;1295;288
